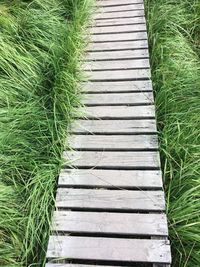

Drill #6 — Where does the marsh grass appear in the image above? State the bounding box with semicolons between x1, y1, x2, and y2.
145;0;200;266
0;0;93;265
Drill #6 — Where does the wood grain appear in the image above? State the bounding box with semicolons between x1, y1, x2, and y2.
85;49;149;60
59;169;162;188
90;32;147;42
83;59;150;70
82;80;152;92
78;105;156;119
82;92;153;105
52;211;168;236
95;10;144;20
56;188;165;211
87;39;148;51
68;134;158;150
47;236;171;263
94;17;146;26
71;119;157;134
85;69;151;81
90;24;146;34
97;0;143;6
63;150;160;169
97;4;144;13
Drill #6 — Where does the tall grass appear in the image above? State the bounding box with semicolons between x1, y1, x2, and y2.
0;0;93;266
145;0;200;266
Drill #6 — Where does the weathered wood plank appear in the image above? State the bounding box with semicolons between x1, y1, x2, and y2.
47;236;171;263
85;69;151;81
59;169;162;188
63;151;160;169
87;40;148;51
85;50;149;61
78;105;156;119
97;0;143;6
82;80;152;92
97;4;144;13
90;32;147;42
83;59;150;70
52;211;168;236
90;24;146;34
82;92;153;105
95;10;144;20
94;17;146;26
68;135;158;150
71;119;157;134
56;188;165;211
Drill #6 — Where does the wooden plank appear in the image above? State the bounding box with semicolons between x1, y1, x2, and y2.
52;211;168;236
47;236;171;263
82;81;152;92
97;4;144;13
63;151;160;169
90;24;146;34
95;10;144;20
87;40;148;51
82;92;153;105
85;69;151;81
78;105;156;119
59;169;162;188
56;188;165;211
90;32;147;42
71;119;157;134
85;50;149;61
97;0;143;6
83;59;150;70
94;17;146;26
68;135;158;150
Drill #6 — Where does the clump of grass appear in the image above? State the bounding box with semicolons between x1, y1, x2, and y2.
0;0;93;266
145;0;200;266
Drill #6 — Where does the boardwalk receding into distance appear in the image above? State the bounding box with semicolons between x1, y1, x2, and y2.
46;0;171;266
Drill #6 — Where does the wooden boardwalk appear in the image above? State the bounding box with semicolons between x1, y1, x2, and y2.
46;0;171;266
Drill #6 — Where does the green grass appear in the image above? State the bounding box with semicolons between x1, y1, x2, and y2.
145;0;200;266
0;0;93;266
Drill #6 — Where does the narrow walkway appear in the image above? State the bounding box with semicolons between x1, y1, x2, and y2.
46;0;171;266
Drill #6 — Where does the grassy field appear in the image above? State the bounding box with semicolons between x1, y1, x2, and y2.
0;0;93;266
145;0;200;266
